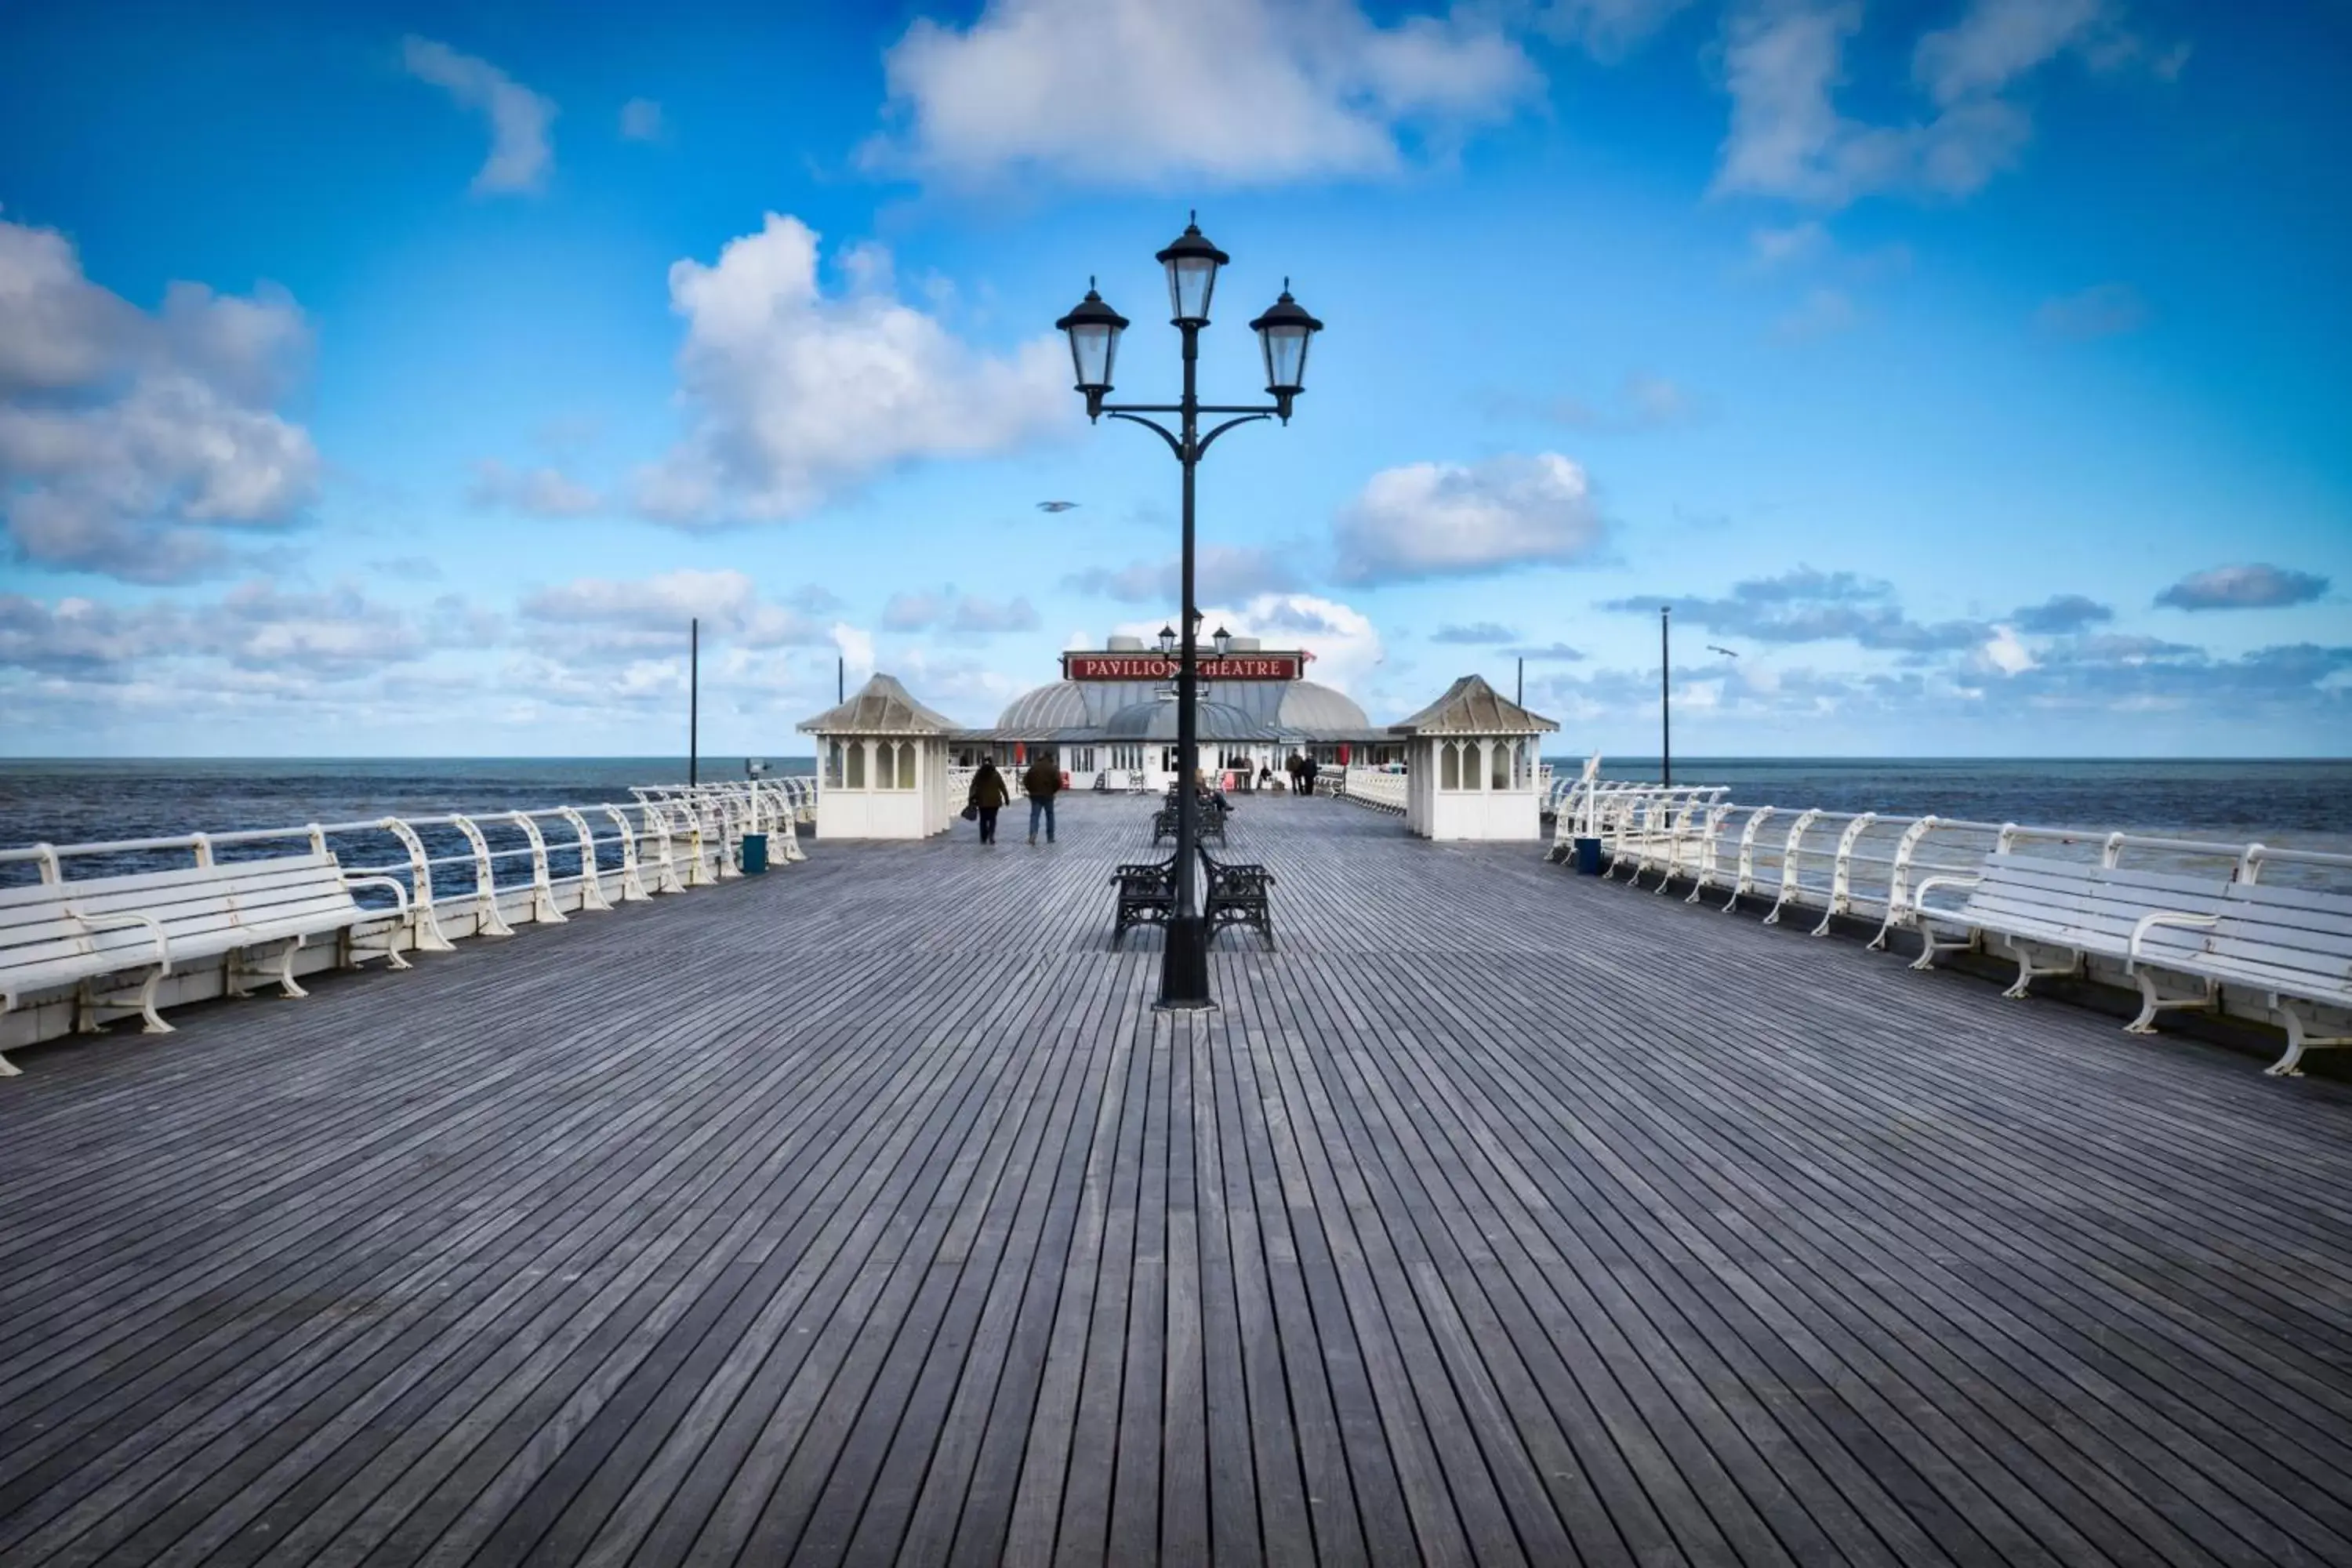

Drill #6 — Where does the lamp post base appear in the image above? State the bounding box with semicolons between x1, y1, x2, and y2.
1153;915;1215;1011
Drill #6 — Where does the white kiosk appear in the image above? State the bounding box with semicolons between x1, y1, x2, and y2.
798;674;957;840
1393;674;1559;841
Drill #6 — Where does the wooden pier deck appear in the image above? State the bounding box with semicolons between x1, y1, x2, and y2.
5;794;2352;1567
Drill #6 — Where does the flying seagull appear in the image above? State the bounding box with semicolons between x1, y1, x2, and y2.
1036;500;1079;513
1707;644;1740;659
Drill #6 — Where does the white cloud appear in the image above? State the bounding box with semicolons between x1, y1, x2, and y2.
1527;0;1697;60
1914;0;2108;105
401;37;557;194
518;568;837;658
1750;220;1829;267
468;459;601;517
866;0;1539;188
619;97;666;142
1334;452;1605;583
2156;564;2330;612
0;582;431;681
1979;624;2036;675
0;216;319;582
1711;0;2146;209
1062;544;1301;604
832;622;875;677
633;214;1069;524
1115;591;1387;695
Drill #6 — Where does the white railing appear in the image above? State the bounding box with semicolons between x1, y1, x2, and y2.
1;781;810;1050
1552;775;2352;947
1337;766;1407;813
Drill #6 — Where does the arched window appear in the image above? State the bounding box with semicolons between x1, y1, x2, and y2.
1440;740;1461;791
845;740;866;789
896;741;917;790
825;740;844;788
1491;739;1512;790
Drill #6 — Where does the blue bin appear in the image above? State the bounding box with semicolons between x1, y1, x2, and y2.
742;833;770;874
1573;837;1602;876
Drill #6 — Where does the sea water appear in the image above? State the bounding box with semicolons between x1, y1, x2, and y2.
1;756;2347;856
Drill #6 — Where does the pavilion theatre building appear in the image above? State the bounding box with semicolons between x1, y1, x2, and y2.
953;633;1403;789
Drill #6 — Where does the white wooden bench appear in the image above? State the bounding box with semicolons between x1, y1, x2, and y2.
0;851;411;1071
2129;880;2352;1076
1907;853;2234;1025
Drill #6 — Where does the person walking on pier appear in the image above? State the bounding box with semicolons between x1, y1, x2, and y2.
1023;752;1063;844
968;760;1009;846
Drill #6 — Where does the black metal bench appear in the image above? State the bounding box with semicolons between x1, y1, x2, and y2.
1200;848;1275;949
1110;856;1178;947
1153;797;1229;845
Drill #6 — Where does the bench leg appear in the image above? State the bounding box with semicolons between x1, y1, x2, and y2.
1908;925;1976;972
76;971;172;1035
343;924;414;972
228;942;308;1000
0;1048;16;1076
2267;1001;2351;1078
2000;938;2079;1000
2124;968;2214;1035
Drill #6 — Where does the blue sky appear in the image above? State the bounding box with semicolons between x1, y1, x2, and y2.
2;0;2347;757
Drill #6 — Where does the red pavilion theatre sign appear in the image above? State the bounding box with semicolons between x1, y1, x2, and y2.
1063;652;1304;681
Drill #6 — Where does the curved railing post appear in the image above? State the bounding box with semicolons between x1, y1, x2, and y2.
1687;804;1733;904
1764;808;1821;926
507;811;568;924
190;832;214;868
778;793;808;862
1813;812;1878;936
644;803;684;894
379;816;456;952
1728;806;1774;913
557;807;612;912
687;796;720;887
600;804;650;901
1868;815;1936;950
451;815;515;937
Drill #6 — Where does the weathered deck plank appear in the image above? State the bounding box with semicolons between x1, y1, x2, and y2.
4;793;2351;1566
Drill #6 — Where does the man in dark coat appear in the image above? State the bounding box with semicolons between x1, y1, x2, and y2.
968;761;1009;845
1023;753;1063;844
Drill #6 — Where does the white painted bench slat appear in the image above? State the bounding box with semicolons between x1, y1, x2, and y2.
1909;851;2235;1027
1;851;411;1072
1914;852;2352;1076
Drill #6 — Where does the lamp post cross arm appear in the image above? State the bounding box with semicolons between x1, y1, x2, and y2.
1102;408;1275;462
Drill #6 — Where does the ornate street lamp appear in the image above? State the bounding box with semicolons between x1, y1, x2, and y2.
1054;281;1130;420
1058;216;1323;1011
1249;282;1323;423
1212;625;1233;658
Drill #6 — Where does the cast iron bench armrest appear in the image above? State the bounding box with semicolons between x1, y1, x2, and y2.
66;907;175;977
1198;849;1276;949
2129;909;2218;967
341;873;412;919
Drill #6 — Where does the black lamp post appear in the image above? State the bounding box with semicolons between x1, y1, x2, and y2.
1058;215;1323;1011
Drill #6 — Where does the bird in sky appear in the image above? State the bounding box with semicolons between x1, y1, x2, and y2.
1036;500;1079;513
1708;645;1740;659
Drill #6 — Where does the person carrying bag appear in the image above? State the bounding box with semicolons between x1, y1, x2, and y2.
967;760;1009;846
